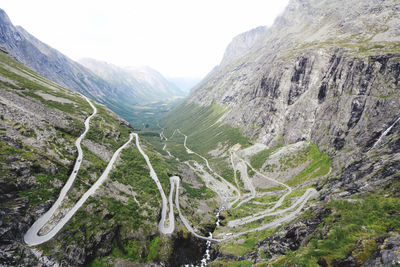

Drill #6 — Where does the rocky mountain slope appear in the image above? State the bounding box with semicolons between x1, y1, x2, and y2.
219;25;268;67
158;0;400;265
1;0;400;266
0;8;184;128
0;48;207;266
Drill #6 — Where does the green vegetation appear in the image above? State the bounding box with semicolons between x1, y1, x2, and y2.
11;122;37;138
209;260;254;267
82;146;106;180
229;202;275;220
279;187;312;209
286;145;331;187
86;104;132;150
252;193;281;203
19;168;69;205
127;99;184;129
1;50;176;265
89;258;112;267
136;130;167;155
209;156;236;186
0;50;92;118
161;103;250;156
270;194;400;266
104;234;169;264
54;142;172;264
0;137;71;206
181;181;215;200
236;170;245;190
246;164;255;177
250;145;282;170
219;229;276;257
257;185;286;193
109;144;170;207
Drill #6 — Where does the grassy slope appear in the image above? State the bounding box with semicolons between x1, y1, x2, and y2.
263;192;400;266
40;138;174;264
0;51;90;206
154;102;251;188
161;102;250;156
0;51;175;264
154;100;336;261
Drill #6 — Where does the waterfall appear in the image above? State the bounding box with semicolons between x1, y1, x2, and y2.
199;207;224;266
372;116;400;149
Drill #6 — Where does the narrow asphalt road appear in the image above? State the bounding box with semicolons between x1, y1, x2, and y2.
155;128;318;242
24;96;133;246
133;133;174;234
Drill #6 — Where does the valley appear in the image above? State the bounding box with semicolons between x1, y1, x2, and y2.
155;127;321;241
1;0;400;266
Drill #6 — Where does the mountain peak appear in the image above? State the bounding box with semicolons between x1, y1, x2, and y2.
0;8;12;25
220;25;268;66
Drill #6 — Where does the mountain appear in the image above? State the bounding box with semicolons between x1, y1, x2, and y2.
2;1;400;266
125;66;186;97
0;48;135;264
220;25;268;67
185;0;400;146
78;58;188;128
0;46;209;266
79;58;185;102
159;0;400;265
0;9;116;105
0;8;183;128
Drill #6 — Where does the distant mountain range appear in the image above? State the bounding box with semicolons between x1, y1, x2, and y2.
79;58;186;103
0;8;188;126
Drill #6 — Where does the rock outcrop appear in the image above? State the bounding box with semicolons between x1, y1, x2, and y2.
187;0;400;152
162;0;400;265
220;26;268;67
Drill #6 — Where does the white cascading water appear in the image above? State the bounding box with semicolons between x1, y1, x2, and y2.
200;233;212;267
372;116;400;149
199;207;224;266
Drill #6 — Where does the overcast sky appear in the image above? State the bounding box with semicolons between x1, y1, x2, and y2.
1;0;289;78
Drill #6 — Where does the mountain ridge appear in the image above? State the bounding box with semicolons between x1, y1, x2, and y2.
0;8;186;127
186;0;400;147
79;58;185;103
220;25;268;67
159;0;400;264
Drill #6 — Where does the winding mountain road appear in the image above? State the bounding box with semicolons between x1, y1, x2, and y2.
24;100;316;247
152;128;318;242
24;96;134;246
133;133;175;234
177;129;240;207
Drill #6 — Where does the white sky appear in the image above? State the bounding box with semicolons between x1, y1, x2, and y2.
1;0;289;78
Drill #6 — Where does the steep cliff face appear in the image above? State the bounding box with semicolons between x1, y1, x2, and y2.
191;48;400;155
161;0;400;265
220;26;268;67
187;0;400;152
